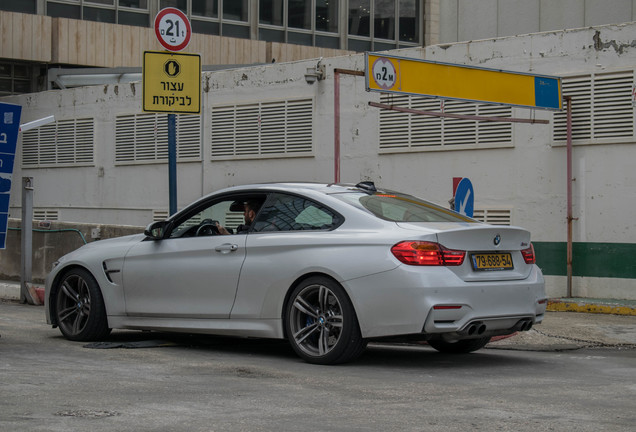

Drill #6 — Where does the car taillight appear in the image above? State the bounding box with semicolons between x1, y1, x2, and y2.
391;241;465;266
521;243;536;264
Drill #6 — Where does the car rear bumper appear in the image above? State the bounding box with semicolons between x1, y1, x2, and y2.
344;264;546;339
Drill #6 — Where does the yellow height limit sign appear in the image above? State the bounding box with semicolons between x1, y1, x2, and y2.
366;53;561;111
143;50;201;114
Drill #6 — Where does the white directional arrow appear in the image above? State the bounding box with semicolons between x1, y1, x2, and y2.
459;188;471;216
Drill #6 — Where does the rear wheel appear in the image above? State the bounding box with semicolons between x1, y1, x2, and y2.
55;268;111;341
285;276;366;365
428;337;491;354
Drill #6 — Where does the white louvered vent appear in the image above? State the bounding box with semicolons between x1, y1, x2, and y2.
22;118;94;167
472;209;511;226
211;98;313;158
379;95;512;151
554;71;634;144
153;210;169;222
115;113;201;163
33;209;59;221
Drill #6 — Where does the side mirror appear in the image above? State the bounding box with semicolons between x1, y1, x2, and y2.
144;221;169;240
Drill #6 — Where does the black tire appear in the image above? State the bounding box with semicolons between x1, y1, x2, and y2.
428;337;491;354
285;276;366;365
55;268;111;341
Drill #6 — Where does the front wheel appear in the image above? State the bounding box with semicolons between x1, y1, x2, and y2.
285;276;366;365
54;268;111;341
428;337;491;354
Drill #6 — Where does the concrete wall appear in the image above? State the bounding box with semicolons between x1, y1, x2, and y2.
2;22;635;299
0;219;143;283
439;0;636;43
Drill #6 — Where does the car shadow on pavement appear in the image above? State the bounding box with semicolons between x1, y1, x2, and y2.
356;343;539;369
79;330;539;369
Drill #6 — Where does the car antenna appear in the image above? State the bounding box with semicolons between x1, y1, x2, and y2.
355;181;377;194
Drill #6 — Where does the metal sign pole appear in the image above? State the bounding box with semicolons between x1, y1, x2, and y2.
20;177;33;304
565;96;574;298
168;114;177;215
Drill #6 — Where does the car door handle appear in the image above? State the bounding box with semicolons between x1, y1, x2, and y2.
215;243;238;253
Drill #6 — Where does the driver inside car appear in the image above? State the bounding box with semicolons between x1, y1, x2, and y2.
217;199;262;235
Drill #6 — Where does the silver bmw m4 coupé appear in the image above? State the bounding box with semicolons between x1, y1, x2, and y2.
45;182;546;364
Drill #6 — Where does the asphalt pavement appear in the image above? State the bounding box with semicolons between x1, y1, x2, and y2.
1;299;635;432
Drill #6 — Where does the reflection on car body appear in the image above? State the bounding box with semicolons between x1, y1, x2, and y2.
45;182;546;364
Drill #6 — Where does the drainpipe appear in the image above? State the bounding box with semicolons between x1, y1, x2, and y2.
334;69;341;183
565;96;574;298
333;69;365;183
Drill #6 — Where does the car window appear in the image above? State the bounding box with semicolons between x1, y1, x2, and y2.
169;194;265;238
252;193;342;232
333;191;475;223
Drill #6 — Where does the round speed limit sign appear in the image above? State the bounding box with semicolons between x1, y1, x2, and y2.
154;7;191;52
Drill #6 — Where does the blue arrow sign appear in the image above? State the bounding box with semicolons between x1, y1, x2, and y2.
455;177;474;218
0;103;22;249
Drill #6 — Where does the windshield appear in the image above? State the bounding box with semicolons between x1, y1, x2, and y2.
332;191;476;223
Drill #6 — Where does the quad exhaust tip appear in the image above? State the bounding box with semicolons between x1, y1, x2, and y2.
462;319;533;335
465;322;487;336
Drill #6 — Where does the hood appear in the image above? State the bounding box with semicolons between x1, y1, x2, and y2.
56;233;145;263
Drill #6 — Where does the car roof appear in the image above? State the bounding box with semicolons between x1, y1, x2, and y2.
169;182;385;221
215;182;370;196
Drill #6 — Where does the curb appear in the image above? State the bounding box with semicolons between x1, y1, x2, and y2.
547;298;636;316
0;282;44;304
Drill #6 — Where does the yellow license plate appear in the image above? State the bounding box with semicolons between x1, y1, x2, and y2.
471;253;513;271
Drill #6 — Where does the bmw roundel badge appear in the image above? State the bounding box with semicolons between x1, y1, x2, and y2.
494;234;501;246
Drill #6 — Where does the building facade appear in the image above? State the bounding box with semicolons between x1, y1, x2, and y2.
4;0;636;96
2;22;636;300
0;0;426;96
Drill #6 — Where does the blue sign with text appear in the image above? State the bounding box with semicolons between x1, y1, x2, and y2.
455;177;474;218
0;103;22;249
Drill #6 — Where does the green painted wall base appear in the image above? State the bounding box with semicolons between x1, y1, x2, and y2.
534;242;636;279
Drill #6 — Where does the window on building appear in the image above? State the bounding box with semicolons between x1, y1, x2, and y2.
259;0;341;46
374;0;394;40
399;0;418;42
84;6;116;23
259;0;283;25
46;1;81;19
192;0;218;18
0;0;37;14
288;0;311;29
118;0;148;8
223;0;248;21
0;62;35;96
315;0;337;33
160;0;187;11
349;0;370;37
46;0;149;25
348;0;420;50
189;0;249;37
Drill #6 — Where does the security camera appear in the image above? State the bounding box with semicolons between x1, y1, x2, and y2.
304;59;326;84
305;68;318;84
